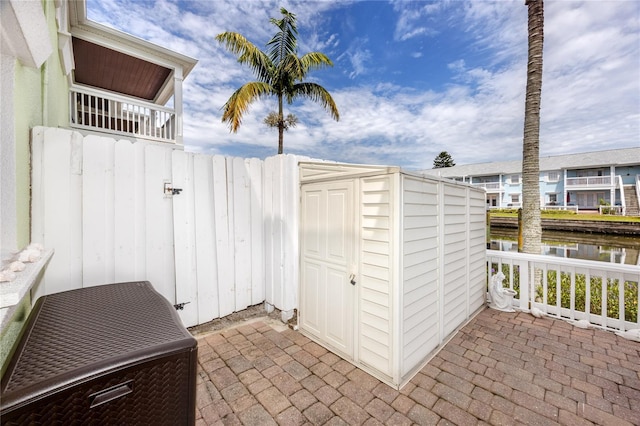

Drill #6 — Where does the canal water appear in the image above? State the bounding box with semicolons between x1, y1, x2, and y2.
489;228;640;266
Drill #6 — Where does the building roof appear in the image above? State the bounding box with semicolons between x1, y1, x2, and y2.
421;147;640;178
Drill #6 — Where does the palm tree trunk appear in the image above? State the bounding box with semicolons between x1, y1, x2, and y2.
278;94;284;154
521;0;544;255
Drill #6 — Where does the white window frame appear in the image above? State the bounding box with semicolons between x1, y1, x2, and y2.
547;171;560;182
510;174;520;185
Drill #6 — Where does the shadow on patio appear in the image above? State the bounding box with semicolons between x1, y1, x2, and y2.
194;308;640;425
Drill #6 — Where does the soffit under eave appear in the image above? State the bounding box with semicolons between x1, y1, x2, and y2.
67;0;197;104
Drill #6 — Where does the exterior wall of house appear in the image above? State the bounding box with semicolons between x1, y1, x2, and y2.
1;0;69;376
2;0;68;254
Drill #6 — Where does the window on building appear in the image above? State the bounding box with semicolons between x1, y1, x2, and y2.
547;171;560;182
548;193;558;205
510;175;520;185
511;194;520;204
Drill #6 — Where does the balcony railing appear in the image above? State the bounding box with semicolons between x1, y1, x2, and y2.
487;250;639;333
472;182;502;191
566;176;612;187
70;86;176;143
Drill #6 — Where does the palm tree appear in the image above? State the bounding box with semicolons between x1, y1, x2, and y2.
216;8;340;154
521;0;544;255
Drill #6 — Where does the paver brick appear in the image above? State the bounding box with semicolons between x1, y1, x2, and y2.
544;390;577;413
346;368;380;391
194;309;639;426
407;403;441;425
283;360;312;381
202;357;226;373
323;370;348;388
271;371;304;396
256;386;291;417
309;361;333;378
226;355;253;375
585;394;613;413
436;370;474;394
390;394;415;414
290;389;317;411
432;399;478;425
333;359;356;375
319;351;341;366
364;398;395;422
237;368;263;386
276;406;305;426
558;409;594;426
385;412;412;426
292;350;320;368
330;397;370;425
210;366;240;390
468;399;492;421
579;402;635;426
372;383;399;404
247;377;272;395
613;403;640;425
408;386;438;409
338;380;375;407
304;402;334;425
315;384;342;406
300;374;326;393
236;404;277;426
432;382;472;410
252;355;276;371
220;382;249;403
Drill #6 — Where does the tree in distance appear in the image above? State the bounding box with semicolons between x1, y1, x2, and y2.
433;151;456;168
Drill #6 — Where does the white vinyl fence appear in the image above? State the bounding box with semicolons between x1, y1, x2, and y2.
31;127;302;327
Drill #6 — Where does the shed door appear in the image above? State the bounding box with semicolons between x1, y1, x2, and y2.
300;180;356;358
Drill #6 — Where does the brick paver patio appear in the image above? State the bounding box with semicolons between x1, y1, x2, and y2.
194;308;640;425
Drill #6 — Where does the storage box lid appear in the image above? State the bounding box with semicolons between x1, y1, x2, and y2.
1;281;196;407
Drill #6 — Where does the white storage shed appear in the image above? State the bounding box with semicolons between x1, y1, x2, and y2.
298;162;487;389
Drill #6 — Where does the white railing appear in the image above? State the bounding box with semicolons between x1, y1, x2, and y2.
472;182;502;190
636;174;640;210
599;205;625;215
487;250;640;332
541;205;579;212
618;175;625;210
70;85;176;143
566;176;612;187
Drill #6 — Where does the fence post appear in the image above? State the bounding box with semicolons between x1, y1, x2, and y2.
519;258;530;311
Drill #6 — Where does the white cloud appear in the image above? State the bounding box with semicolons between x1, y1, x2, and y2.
86;0;640;169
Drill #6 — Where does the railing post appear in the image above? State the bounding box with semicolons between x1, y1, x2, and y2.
174;67;184;145
519;258;530;311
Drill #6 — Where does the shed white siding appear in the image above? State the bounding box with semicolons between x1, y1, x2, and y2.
401;176;440;376
298;162;486;389
359;175;394;378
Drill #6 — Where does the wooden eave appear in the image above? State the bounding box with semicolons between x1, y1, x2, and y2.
67;0;197;105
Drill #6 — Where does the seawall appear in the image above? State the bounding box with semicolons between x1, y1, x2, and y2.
489;217;640;236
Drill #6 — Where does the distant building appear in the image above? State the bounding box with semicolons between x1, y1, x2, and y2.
421;148;640;215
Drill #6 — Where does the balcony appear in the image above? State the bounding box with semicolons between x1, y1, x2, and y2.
472;181;502;191
566;175;612;188
70;86;176;143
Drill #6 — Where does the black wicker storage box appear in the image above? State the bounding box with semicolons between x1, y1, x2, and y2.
1;281;197;425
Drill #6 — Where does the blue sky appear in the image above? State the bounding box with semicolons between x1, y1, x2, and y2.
86;0;640;170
